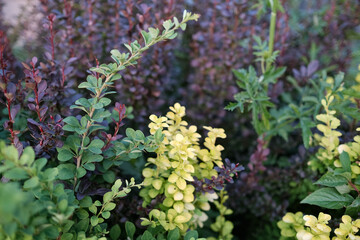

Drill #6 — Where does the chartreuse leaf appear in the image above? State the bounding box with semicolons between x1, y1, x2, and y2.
301;187;353;209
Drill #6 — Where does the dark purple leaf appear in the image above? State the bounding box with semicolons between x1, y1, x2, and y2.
38;80;47;93
10;105;20;119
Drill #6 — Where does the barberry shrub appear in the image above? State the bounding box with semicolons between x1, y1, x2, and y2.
139;103;242;234
0;10;222;240
278;66;360;239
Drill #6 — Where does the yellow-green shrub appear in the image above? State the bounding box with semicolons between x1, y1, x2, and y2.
278;212;360;240
139;103;227;233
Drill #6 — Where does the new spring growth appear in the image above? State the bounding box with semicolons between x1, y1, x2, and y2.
279;212;360;240
140;103;227;233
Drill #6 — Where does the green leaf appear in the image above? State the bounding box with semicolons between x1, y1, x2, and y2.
34;158;47;171
110;74;122;81
93;110;111;121
126;128;136;139
334;170;352;181
83;163;95;171
75;218;89;232
43;226;60;239
180;23;186;31
103;191;113;203
333;72;344;91
167;228;180;240
80;116;88;127
77;167;87;178
103;171;116;183
148;27;159;38
167;32;178;40
124;43;132;53
125;221;136;240
102;211;111;219
111;179;122;192
89;204;97;215
78;82;91;88
63;116;80;127
162;20;173;30
92;103;103;109
61;233;74;240
62;125;76;132
300;118;313;149
90;216;99;226
141;30;151;45
83;152;103;163
184;230;198;240
43;168;59;182
110;224;121;240
4;168;28;180
24;176;39;189
87;75;98;87
99;98;111;107
134;130;145;142
104;202;116;211
4;145;19;162
58;164;76;180
58;199;68;212
63;221;74;233
80;196;93;208
335;184;352;194
345;197;360;217
225;102;241;112
354;175;360;185
77;209;89;219
75;98;91;108
141;231;156;240
57;149;74;162
88;139;105;154
154;128;163;144
19;147;35;165
340;152;351;172
315;172;348;187
301;187;354;209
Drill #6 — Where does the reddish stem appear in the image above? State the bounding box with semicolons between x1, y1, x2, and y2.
47;15;56;63
349;181;360;196
102;109;125;150
30;62;43;124
0;39;15;143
